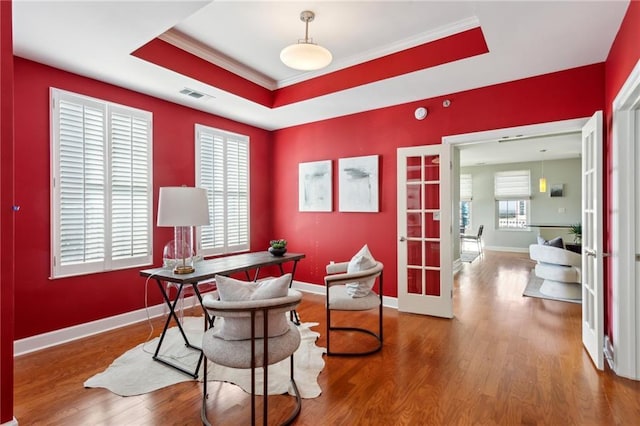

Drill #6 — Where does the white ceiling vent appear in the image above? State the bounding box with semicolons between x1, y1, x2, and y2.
179;88;214;101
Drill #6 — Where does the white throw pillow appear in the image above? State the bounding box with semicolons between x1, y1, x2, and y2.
345;244;377;298
212;274;291;341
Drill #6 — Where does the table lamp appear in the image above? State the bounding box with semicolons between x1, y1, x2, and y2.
157;186;210;274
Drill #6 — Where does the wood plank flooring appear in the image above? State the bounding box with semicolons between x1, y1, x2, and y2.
14;251;640;425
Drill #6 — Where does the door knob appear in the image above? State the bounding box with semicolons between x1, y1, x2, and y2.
399;236;406;242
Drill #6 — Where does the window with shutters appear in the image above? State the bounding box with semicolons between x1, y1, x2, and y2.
195;124;250;256
494;170;530;230
459;174;473;233
50;88;152;278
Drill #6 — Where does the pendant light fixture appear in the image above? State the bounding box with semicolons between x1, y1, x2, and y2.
539;149;547;193
280;10;332;71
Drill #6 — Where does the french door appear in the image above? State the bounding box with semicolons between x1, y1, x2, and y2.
581;111;604;370
397;145;453;318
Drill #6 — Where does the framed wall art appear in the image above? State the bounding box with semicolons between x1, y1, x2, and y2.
299;160;332;212
338;155;379;212
550;183;564;197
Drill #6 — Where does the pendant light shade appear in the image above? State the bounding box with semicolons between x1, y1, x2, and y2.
539;149;547;193
539;177;547;193
280;10;332;71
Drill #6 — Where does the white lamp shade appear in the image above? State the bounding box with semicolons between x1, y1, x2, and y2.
157;187;210;227
280;42;332;71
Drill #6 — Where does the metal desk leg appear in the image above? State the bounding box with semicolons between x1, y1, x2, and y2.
152;279;202;379
287;261;301;325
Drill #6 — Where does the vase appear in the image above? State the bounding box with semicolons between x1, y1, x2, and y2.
268;247;287;257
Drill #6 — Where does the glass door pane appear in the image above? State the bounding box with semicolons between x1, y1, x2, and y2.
404;154;441;297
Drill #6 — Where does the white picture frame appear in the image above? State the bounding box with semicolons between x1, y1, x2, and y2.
298;160;332;212
338;155;379;212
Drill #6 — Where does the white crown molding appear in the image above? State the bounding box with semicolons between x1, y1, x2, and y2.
277;16;481;88
159;29;279;91
160;17;480;92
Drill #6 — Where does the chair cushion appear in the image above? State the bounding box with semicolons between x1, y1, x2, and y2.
537;235;565;249
346;244;377;297
203;322;301;369
329;284;380;311
211;274;291;341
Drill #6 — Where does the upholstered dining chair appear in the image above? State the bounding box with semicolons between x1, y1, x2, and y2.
324;261;384;356
200;281;303;426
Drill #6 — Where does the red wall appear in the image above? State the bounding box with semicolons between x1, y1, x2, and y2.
0;1;14;422
603;0;640;339
13;1;638;341
12;58;274;339
272;64;605;297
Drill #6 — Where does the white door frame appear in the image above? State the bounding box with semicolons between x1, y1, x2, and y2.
611;58;640;380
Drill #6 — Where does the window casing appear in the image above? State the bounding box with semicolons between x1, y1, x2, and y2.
494;170;530;230
460;174;473;232
50;88;153;278
195;124;250;256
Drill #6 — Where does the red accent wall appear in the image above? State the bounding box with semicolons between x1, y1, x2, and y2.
0;1;14;422
603;0;640;340
12;58;274;339
272;64;605;297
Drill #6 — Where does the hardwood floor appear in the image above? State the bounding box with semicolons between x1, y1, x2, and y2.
14;251;640;425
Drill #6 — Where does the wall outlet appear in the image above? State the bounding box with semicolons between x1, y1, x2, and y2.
558;207;566;213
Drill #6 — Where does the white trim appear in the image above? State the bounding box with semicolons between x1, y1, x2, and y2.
605;334;615;370
15;281;399;356
279;17;480;89
611;58;640;380
453;258;463;274
14;300;170;357
162;18;480;90
1;418;18;426
483;246;529;253
443;118;589;147
160;29;277;90
291;280;398;309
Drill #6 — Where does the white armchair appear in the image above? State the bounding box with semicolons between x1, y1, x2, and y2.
529;244;582;300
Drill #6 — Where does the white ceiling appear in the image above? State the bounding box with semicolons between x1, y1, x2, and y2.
458;131;582;167
12;0;629;134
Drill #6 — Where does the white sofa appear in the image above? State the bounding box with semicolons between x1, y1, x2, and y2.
529;244;582;300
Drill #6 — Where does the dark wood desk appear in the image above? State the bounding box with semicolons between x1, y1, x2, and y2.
140;252;305;378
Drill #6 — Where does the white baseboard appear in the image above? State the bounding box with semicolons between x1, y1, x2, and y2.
15;280;397;356
604;334;615;370
485;246;530;253
291;280;398;309
1;417;18;426
453;258;463;274
13;299;174;357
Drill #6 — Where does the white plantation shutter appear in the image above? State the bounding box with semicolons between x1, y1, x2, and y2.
460;174;473;201
494;170;531;200
196;124;250;256
51;89;152;278
57;98;106;269
109;108;152;263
